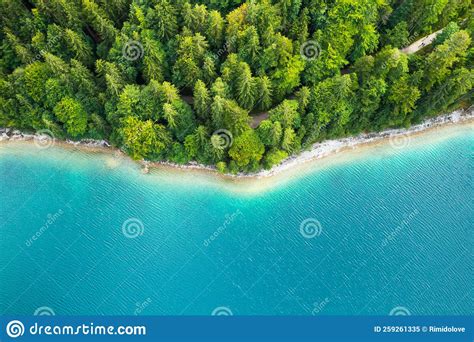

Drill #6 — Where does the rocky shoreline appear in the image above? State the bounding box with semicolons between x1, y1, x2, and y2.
0;129;111;148
1;107;472;179
252;107;473;178
148;107;473;178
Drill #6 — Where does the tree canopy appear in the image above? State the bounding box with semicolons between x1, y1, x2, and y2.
0;0;472;172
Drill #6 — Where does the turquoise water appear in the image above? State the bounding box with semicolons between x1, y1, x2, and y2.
0;126;472;316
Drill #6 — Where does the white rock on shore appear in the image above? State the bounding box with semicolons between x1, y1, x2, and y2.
0;128;111;148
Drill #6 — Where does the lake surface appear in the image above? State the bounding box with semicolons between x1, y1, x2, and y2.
0;124;472;316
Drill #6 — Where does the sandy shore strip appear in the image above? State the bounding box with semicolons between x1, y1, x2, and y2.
1;107;472;180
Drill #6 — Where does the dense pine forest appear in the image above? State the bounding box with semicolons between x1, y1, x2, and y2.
1;0;472;172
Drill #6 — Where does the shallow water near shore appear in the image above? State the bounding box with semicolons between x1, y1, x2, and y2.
0;123;472;315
